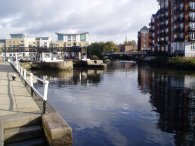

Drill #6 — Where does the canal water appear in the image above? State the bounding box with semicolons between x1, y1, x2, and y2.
33;61;195;146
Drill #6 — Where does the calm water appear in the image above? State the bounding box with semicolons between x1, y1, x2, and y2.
33;61;195;146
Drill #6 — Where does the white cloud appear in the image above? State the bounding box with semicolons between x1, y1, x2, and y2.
0;0;158;43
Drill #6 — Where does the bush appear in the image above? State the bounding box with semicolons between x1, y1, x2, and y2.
90;55;99;60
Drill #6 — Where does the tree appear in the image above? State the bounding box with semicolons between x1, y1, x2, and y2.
87;42;119;59
102;41;119;53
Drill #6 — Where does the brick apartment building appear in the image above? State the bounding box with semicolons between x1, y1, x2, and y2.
149;0;195;57
138;26;150;51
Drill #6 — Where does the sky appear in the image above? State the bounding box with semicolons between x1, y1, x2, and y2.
0;0;158;44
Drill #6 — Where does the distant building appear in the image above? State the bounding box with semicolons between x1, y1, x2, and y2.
5;34;36;48
36;37;52;48
138;26;150;51
55;32;90;47
120;45;135;53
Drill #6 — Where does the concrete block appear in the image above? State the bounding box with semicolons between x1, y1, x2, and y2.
42;112;72;146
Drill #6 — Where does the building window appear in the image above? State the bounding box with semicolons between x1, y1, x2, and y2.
190;33;195;40
67;36;71;42
190;22;195;30
191;43;195;50
189;12;195;20
45;53;50;58
190;2;195;9
58;34;64;41
44;42;47;47
72;36;76;42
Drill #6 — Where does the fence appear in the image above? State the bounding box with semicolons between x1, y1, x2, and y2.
9;60;49;114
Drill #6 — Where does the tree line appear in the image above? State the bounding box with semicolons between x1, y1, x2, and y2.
87;41;137;59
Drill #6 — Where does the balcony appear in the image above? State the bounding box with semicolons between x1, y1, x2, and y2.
160;23;166;29
187;6;195;12
159;8;166;14
174;37;184;42
160;16;165;21
149;22;155;26
149;35;155;39
174;17;184;24
187;26;195;32
159;32;166;37
157;40;168;45
174;0;183;4
188;16;195;22
149;29;155;33
174;27;184;33
174;7;184;14
189;37;195;41
165;31;169;36
150;42;154;47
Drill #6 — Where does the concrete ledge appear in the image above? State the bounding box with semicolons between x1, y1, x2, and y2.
42;112;72;146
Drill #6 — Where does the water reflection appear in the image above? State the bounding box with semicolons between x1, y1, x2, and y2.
138;65;195;146
33;69;104;87
33;62;195;146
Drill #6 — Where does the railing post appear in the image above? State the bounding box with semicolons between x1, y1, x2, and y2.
19;65;21;74
21;67;23;77
30;73;33;87
43;80;49;101
43;80;49;114
24;69;27;80
16;62;19;71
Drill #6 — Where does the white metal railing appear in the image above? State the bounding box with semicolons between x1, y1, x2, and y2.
9;60;49;113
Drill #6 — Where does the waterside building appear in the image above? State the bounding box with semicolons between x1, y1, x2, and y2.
149;0;195;57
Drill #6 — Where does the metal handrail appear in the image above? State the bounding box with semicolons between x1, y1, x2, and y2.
9;60;49;113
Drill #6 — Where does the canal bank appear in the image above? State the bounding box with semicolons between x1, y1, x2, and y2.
138;56;195;70
0;63;72;146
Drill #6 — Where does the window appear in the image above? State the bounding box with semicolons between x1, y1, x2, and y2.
58;34;64;41
190;33;195;40
189;22;195;30
45;53;50;58
190;2;195;9
67;36;71;42
190;12;195;20
191;43;195;50
72;36;76;41
44;42;47;47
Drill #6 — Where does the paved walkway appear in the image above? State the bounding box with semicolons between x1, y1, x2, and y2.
0;63;41;117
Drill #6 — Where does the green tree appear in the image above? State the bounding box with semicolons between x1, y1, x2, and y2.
87;42;119;59
102;41;119;52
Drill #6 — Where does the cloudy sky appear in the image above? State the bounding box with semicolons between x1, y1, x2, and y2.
0;0;158;43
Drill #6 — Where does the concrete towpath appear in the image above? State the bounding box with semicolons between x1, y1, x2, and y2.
0;63;41;117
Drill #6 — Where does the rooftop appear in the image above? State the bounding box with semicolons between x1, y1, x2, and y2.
55;32;89;36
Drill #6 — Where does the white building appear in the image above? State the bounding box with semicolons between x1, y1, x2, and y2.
55;32;90;47
36;37;52;48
